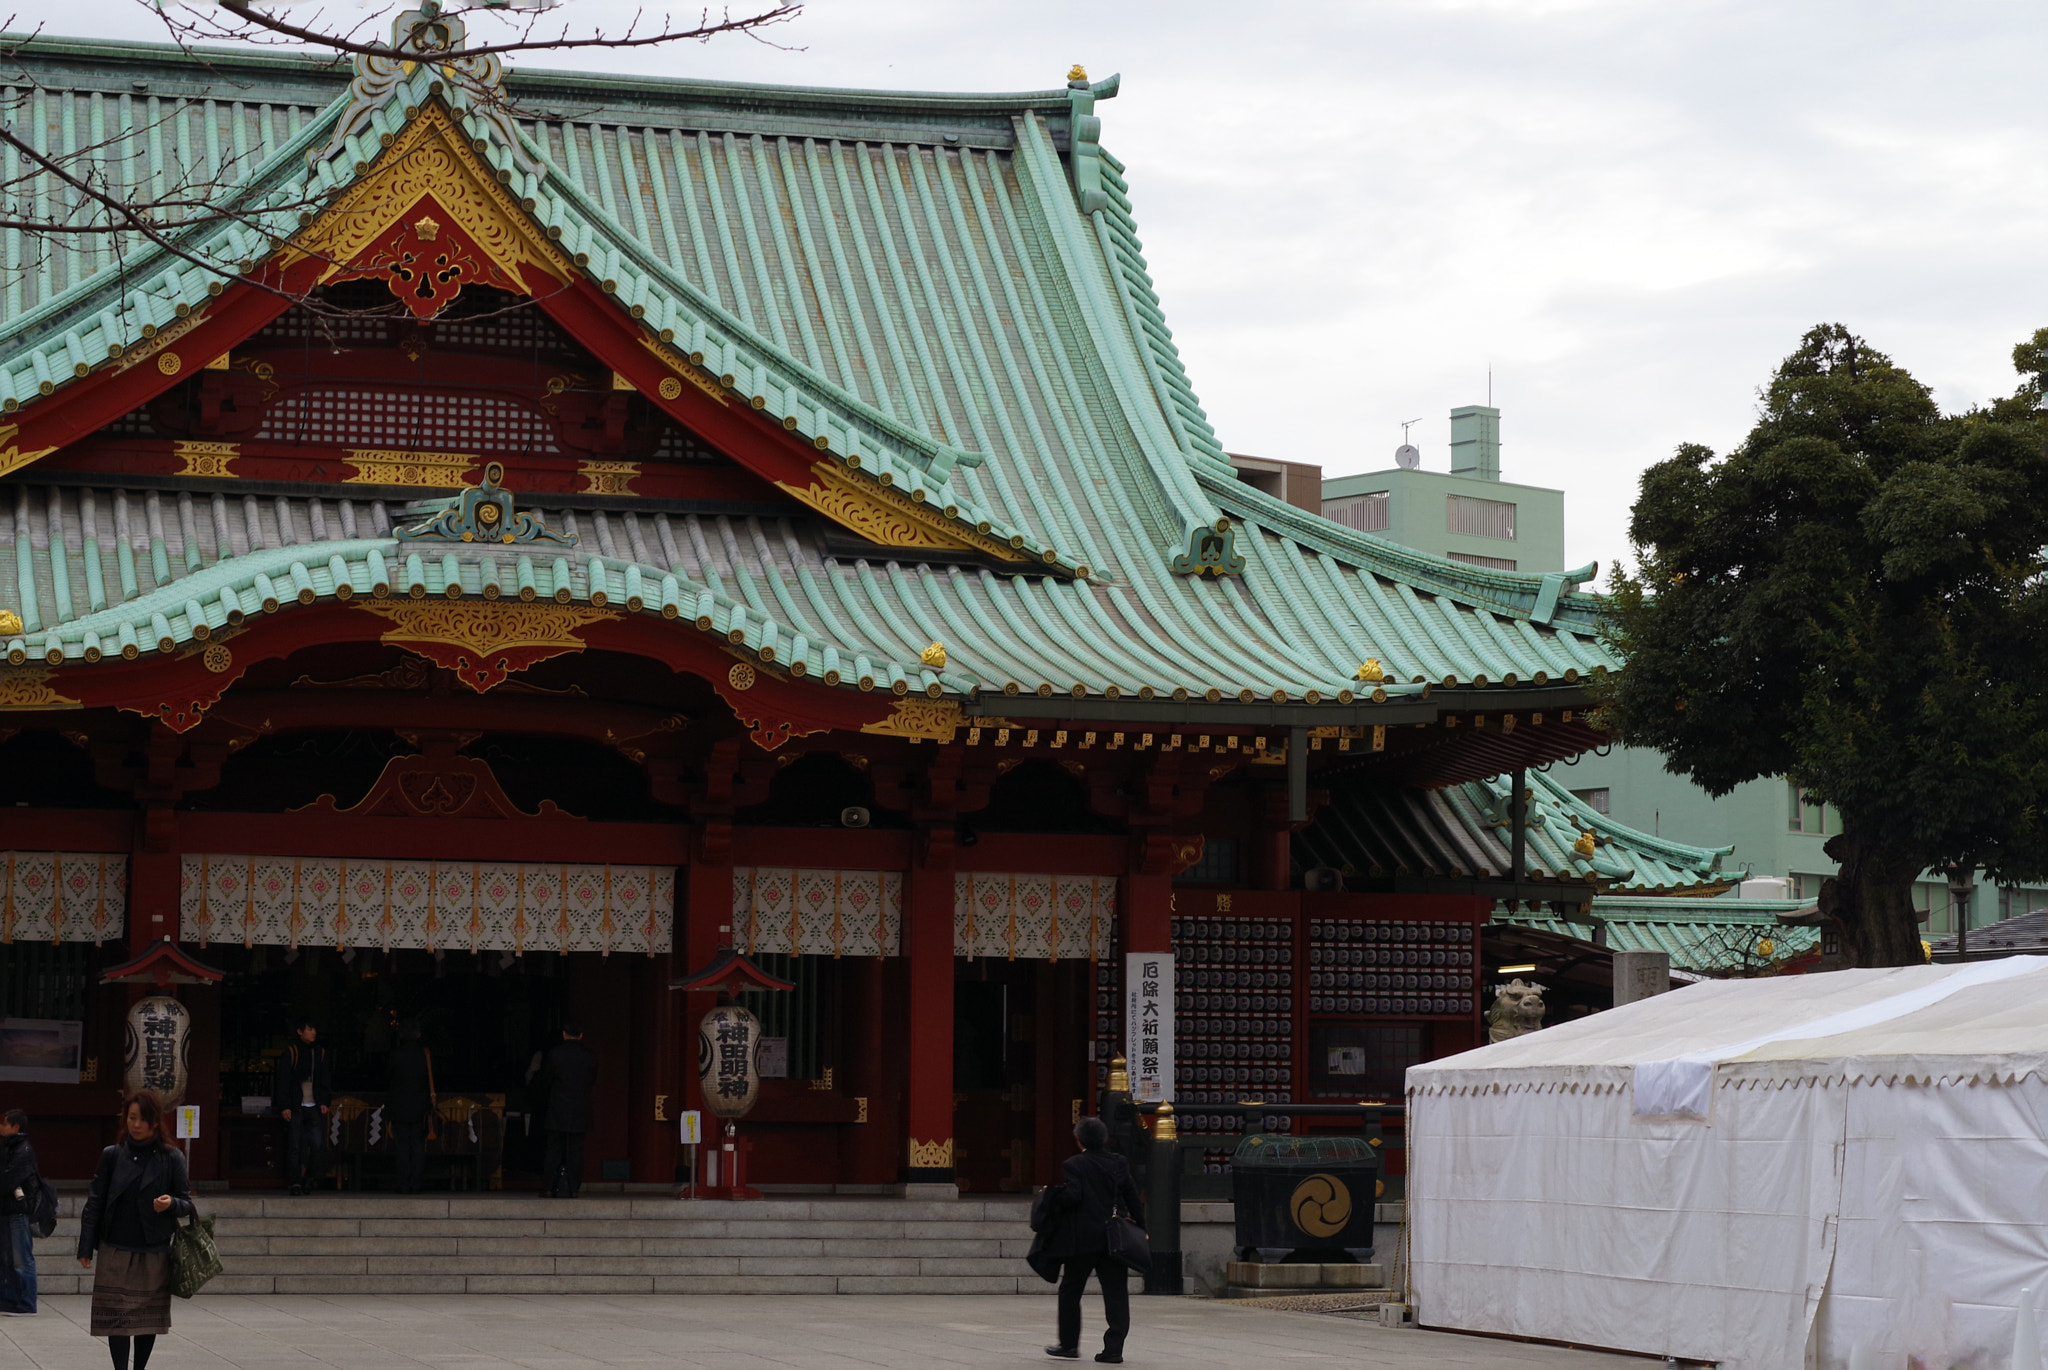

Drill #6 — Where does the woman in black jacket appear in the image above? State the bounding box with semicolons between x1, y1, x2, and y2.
76;1092;193;1370
1041;1116;1144;1365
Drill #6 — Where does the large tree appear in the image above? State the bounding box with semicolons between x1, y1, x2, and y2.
1603;324;2048;966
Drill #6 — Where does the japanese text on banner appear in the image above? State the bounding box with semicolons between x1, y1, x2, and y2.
1124;951;1175;1104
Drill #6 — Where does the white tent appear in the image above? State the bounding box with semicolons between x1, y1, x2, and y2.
1407;959;2048;1370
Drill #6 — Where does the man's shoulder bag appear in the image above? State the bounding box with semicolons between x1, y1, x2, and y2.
1103;1203;1150;1273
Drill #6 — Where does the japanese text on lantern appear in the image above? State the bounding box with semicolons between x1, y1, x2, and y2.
1124;952;1175;1104
716;1019;751;1099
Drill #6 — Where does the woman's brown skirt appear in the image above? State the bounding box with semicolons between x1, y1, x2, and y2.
90;1248;171;1337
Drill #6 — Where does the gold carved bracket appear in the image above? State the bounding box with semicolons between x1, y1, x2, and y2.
777;462;1026;563
907;1137;955;1169
860;698;963;743
0;669;81;712
359;601;613;692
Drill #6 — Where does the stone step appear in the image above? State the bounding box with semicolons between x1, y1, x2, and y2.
33;1194;1048;1295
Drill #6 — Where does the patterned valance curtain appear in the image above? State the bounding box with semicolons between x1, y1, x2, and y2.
955;873;1116;961
179;856;673;956
729;869;1118;960
731;868;903;958
0;852;126;944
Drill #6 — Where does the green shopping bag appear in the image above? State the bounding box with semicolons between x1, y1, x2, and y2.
168;1210;223;1299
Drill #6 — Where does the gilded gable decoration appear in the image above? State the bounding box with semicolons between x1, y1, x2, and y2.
396;463;575;546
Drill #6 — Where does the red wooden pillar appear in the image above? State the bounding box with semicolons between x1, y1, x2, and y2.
842;955;896;1186
628;951;677;1183
901;858;955;1189
678;860;728;1122
1122;872;1173;955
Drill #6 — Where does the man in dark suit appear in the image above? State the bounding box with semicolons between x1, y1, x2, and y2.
271;1018;333;1196
386;1021;434;1195
1042;1116;1144;1364
536;1021;598;1199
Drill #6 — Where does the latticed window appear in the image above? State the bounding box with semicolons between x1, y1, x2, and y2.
1327;493;1389;533
1448;552;1516;571
255;389;565;456
1447;494;1516;540
1175;839;1242;886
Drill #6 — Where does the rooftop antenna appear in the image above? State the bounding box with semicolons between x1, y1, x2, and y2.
1488;366;1493;407
1395;417;1422;469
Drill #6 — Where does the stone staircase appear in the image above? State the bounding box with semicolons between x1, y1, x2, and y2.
33;1193;1048;1295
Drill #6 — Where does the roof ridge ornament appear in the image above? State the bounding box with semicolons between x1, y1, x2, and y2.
311;3;540;178
395;462;575;546
1171;518;1245;578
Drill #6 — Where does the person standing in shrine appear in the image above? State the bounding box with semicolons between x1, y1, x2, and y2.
386;1021;435;1195
0;1108;41;1315
536;1021;597;1199
76;1093;192;1370
270;1018;334;1196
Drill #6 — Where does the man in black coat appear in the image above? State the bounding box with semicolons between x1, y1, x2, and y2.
386;1022;434;1195
0;1108;41;1314
536;1022;597;1199
1040;1116;1144;1364
270;1018;334;1196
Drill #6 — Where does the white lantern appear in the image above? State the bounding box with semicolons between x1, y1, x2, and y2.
697;1003;761;1119
124;995;192;1108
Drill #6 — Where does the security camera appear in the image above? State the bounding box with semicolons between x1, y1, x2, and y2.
840;806;871;829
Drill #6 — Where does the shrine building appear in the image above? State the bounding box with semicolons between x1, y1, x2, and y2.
0;20;1720;1193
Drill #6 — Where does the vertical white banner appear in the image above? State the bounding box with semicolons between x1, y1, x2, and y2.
1124;951;1175;1103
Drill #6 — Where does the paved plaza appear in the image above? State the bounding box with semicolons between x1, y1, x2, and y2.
0;1294;1640;1369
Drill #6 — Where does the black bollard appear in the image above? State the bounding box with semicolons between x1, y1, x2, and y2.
1144;1103;1183;1294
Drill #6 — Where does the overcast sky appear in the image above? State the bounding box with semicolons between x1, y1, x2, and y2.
50;0;2048;570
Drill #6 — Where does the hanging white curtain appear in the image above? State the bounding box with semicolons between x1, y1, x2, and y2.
179;855;673;955
0;851;126;944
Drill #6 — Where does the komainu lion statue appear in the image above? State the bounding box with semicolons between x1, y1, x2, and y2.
1487;979;1546;1043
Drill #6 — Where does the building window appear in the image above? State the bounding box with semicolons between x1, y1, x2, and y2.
1176;838;1241;886
1788;782;1827;834
1447;494;1515;540
1327;493;1389;533
1569;787;1610;814
1448;552;1517;571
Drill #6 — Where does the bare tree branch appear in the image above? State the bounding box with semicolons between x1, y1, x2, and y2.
0;0;805;326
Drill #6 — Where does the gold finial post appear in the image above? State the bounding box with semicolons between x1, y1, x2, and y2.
1068;64;1089;82
1153;1101;1177;1141
1107;1054;1129;1094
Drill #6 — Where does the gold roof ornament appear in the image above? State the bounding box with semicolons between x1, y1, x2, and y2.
920;640;948;669
0;609;21;636
1068;64;1089;81
1573;831;1597;857
1355;658;1384;683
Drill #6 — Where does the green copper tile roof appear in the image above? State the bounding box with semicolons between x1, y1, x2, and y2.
1295;769;1732;892
0;35;1619;701
1493;897;1818;975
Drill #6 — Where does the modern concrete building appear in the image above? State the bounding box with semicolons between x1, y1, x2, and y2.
1321;407;1568;574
